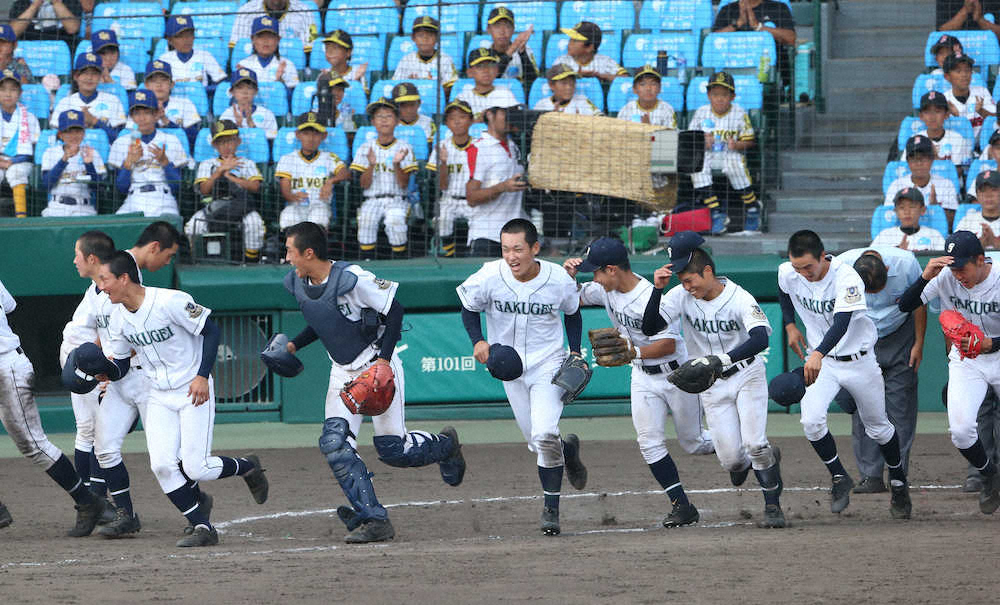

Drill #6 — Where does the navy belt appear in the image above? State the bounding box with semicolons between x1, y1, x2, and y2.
138;184;167;193
721;356;755;379
830;350;867;362
640;360;680;375
54;196;85;205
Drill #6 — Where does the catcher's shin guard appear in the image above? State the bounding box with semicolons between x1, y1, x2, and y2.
373;432;454;467
319;418;388;521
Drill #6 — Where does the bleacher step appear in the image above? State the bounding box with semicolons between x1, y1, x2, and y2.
703;234;872;256
824;57;926;89
781;169;881;191
824;86;914;117
780;149;886;172
767;211;873;236
773;191;882;212
832;0;936;31
831;27;932;60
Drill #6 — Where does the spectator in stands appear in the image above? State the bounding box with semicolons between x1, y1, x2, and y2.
392;16;459;93
128;60;201;152
230;0;317;54
532;64;601;115
887;135;959;228
108;88;189;217
553;21;627;83
0;25;32;84
276;111;349;233
40;109;104;217
968;130;1000;199
712;0;795;87
319;30;367;96
219;68;278;140
484;7;538;84
0;68;38;218
235;16;299;89
185;119;267;263
616;66;676;127
904;91;972;170
392;81;435;146
943;53;995;141
689;71;758;235
428;99;474;258
7;0;80;45
51;52;124;143
92;30;135;91
938;0;1000;38
956;168;1000;248
350;98;417;257
456;49;520;121
158;16;227;88
465;105;528;257
872;188;947;251
930;34;963;75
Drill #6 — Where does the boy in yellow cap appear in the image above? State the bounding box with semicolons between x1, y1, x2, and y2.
391;16;458;90
617;66;676;127
456;48;519;121
532;65;601;115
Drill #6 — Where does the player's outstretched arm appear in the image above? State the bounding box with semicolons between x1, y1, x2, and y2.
461;307;490;363
564;310;582;355
641;286;667;336
377;300;404;361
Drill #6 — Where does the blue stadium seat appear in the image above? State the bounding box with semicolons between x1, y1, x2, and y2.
172;81;211;117
622;32;697;70
638;0;713;34
76;37;152;77
324;1;400;36
980;116;998;150
231;37;306;71
967;159;997;194
700;32;778;71
402;2;478;33
953;203;982;230
607;75;684;113
882;161;910;195
213;81;289;118
370;79;446;114
290;81;368;117
685;75;763;111
545;30;621;69
21;84;51;123
308;34;385;76
528;77;604;111
466;34;544;70
870;203;950;240
193;126;269;163
718;0;791;9
924;30;1000;68
559;1;636;32
480;2;557;32
170;1;239;40
34;129;111;164
449;78;526;104
93;4;166;41
386;34;461;75
896;116;975;152
273;126;351;163
153;37;231;75
19;40;72;77
911;72;987;110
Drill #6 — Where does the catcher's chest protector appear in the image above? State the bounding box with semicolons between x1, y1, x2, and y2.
285;261;379;365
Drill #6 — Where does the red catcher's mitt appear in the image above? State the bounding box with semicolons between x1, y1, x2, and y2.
340;362;395;416
940;309;985;359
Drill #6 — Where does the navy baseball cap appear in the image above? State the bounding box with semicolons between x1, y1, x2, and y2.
976;168;1000;190
0;25;15;43
577;237;629;272
931;34;961;54
252;16;279;37
165;15;195;38
58;109;85;131
667;231;706;274
231;66;257;86
768;367;805;407
129;88;157;112
487;344;523;381
893;186;924;205
943;52;974;72
919;90;948;111
91;29;118;52
945;230;985;267
905;134;934;157
74;52;102;72
145;59;172;80
0;68;19;85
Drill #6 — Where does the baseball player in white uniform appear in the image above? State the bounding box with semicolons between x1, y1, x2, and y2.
532;64;602;114
94;249;268;547
234;16;300;88
0;277;114;536
903;91;972;168
957;169;1000;248
942;53;995;141
553;21;628;82
0;67;39;218
281;221;466;543
229;0;317;53
428;99;474;257
871;187;947;251
456;48;520;120
643;231;785;528
158;16;227;86
92;29;137;90
218;68;279;140
884;135;959;218
109;88;191;217
41;110;107;217
126;60;202;144
458;218;588;536
391;82;436;144
565;236;712;528
351;98;417;256
779;230;911;519
392;16;459;90
899;230;1000;514
617;67;677;127
51;52;127;143
275;111;349;231
482;6;539;81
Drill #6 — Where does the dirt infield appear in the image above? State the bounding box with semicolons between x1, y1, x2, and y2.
1;433;998;604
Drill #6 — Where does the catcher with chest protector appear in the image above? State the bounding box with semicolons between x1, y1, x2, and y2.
566;237;712;529
899;231;1000;514
642;232;786;528
272;222;466;544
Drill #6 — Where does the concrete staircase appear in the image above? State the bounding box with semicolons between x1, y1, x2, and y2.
705;0;936;255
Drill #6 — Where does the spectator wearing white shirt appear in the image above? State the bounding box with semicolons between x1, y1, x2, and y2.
218;68;278;140
888;134;960;228
229;0;317;53
92;29;135;90
532;64;601;115
552;21;627;83
157;16;227;87
902;91;972;169
872;187;947;251
957;168;1000;249
235;15;299;89
456;48;519;122
41;109;106;216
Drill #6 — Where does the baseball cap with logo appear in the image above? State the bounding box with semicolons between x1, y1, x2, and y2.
546;63;578;81
667;231;706;274
165;15;195;38
323;74;349;88
919;90;948;111
0;68;19;86
145;60;172;81
576;237;629;272
391;82;421;103
252;16;279;37
444;98;473;116
74;52;102;72
412;16;440;32
129;88;157;112
58;110;85;131
367;96;398;117
488;7;515;25
0;25;15;43
943;52;974;72
211;119;239;141
231;67;257;86
561;21;602;48
707;71;736;92
323;29;353;49
468;47;499;67
633;65;662;84
976;168;1000;190
945;230;985;267
893;186;925;205
905;134;934;157
931;34;962;55
91;29;119;52
296;111;326;132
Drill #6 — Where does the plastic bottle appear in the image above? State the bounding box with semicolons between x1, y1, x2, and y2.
676;53;687;85
758;51;770;83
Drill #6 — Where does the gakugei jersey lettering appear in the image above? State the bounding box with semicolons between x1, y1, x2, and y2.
949;297;1000;315
686;315;740;333
492;300;555;315
613;310;643;330
795;295;836;314
95;314;111;329
124;325;175;347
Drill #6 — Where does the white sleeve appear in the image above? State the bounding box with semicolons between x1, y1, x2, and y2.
108;135;129;168
776;263;793;296
41;146;60;171
937;178;959;211
559;276;581;314
832;267;868;314
350;142;371;171
165;135;191;169
164;291;212;336
107;96;126;127
28;113;39;142
578;281;605;307
659;285;684;327
282;60;300;87
59;292;98;365
204;52;227;84
275;153;294;178
921;272;944;305
50;97;69;123
740;292;772;335
456;265;493;312
259;109;278;139
106;313;132;359
121;66;136;89
0;280;15;313
348;267;398;315
956;213;983;237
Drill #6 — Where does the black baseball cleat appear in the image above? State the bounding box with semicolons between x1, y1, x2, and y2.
830;474;855;514
979;473;1000;514
889;482;912;519
183;491;214;536
98;509;141;538
854;476;886;494
68;494;115;537
438;426;467;487
0;502;12;528
662;501;699;528
344;518;395;544
176;524;219;547
964;475;984;493
336;505;363;532
563;434;588;490
242;454;269;504
758;504;786;528
540;506;560;536
730;464;751;487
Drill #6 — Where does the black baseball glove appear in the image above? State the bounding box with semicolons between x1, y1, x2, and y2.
668;356;725;394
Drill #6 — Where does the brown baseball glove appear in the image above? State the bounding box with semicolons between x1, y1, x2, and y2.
940;309;985;359
340;362;395;416
588;327;636;367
